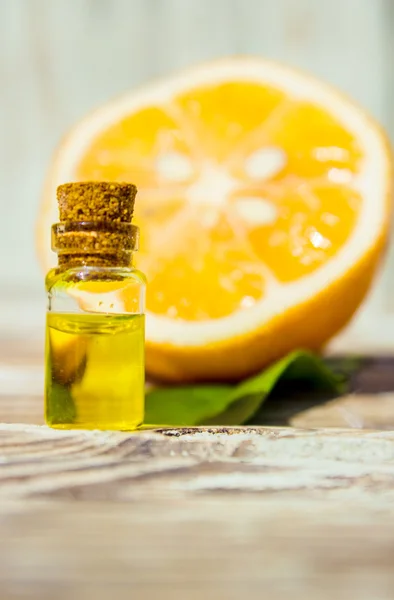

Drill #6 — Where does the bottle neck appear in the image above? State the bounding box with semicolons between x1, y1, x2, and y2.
52;221;139;270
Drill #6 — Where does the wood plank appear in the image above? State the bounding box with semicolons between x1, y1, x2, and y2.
1;354;394;597
1;425;394;598
1;424;394;502
1;496;394;600
2;350;394;598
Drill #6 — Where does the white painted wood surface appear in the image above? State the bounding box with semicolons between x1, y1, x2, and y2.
2;424;394;599
0;0;392;347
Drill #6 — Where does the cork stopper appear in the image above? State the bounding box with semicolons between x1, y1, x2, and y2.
57;182;136;222
52;182;139;269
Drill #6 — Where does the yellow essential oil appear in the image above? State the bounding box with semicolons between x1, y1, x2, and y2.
45;182;146;430
46;313;145;430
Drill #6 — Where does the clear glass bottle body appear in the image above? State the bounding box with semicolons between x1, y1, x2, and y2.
45;265;146;430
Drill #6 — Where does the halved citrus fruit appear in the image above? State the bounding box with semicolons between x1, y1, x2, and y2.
38;58;392;382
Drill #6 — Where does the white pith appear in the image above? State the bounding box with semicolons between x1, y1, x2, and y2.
45;58;389;348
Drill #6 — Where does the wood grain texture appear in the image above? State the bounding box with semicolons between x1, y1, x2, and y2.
1;424;394;599
2;497;394;600
2;424;394;501
2;354;394;597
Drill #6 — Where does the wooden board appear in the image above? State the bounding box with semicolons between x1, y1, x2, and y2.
1;424;394;599
2;348;394;598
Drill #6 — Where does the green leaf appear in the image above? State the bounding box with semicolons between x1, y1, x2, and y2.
145;350;352;427
145;384;232;426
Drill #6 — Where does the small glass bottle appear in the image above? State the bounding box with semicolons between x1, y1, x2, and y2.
45;182;146;430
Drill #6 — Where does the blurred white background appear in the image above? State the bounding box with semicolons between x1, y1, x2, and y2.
0;0;393;347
